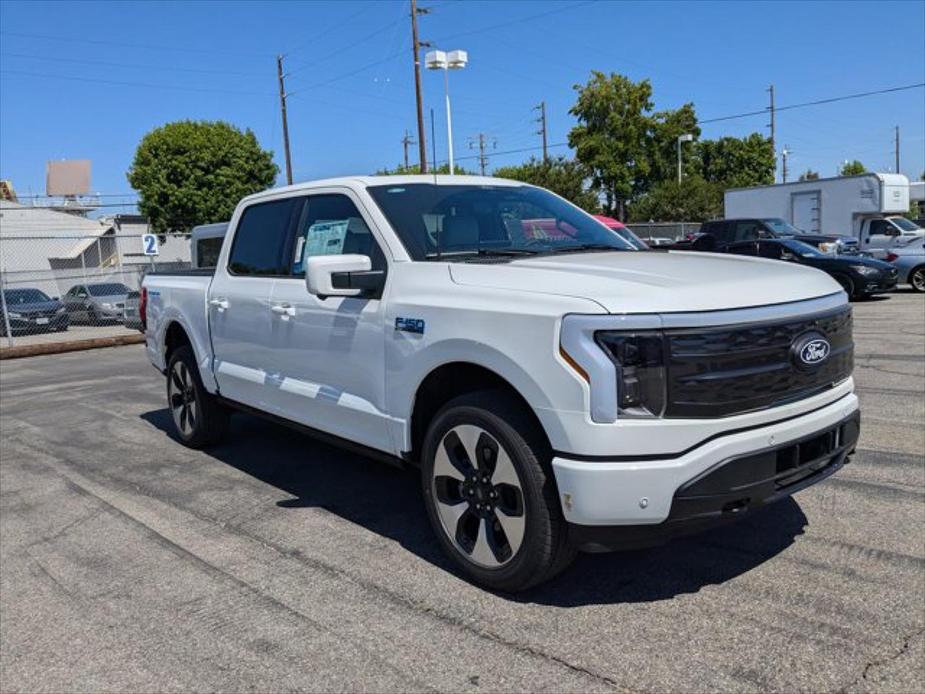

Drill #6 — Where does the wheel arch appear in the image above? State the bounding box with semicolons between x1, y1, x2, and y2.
407;361;553;466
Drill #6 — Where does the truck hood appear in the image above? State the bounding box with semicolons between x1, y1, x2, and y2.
448;250;841;314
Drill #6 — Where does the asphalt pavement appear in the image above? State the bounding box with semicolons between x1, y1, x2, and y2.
1;291;923;693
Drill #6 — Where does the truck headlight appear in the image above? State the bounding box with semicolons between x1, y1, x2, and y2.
818;242;837;254
850;265;880;277
7;311;22;319
595;332;667;417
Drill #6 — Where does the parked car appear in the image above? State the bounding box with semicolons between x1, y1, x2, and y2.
677;218;859;255
0;288;69;336
62;282;132;324
123;290;144;330
143;175;859;592
886;241;925;292
592;215;649;249
726;237;897;299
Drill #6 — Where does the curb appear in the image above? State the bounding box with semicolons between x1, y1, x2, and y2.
0;333;145;360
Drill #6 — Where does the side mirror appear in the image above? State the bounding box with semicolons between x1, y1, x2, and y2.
305;254;383;299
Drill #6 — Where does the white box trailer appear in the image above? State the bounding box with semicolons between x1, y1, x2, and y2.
725;173;923;256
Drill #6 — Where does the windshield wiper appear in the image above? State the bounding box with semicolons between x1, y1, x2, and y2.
425;248;543;260
543;243;624;254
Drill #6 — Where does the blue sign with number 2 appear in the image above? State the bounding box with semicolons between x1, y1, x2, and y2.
142;234;160;256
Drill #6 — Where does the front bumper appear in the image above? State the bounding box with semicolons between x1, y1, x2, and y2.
4;313;69;332
552;393;859;534
861;276;897;295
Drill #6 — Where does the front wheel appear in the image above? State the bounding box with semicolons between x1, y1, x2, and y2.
421;391;574;592
910;265;925;293
166;345;228;448
834;275;856;300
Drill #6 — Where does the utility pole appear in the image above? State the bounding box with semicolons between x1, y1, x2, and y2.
894;125;900;173
469;133;496;176
767;84;776;182
534;101;548;163
277;55;293;185
781;145;790;183
401;130;416;170
410;0;429;173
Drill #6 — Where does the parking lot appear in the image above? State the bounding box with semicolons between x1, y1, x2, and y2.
0;291;922;693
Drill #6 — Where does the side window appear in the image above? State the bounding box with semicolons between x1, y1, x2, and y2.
733;221;761;242
75;286;87;298
290;194;385;276
869;219;896;237
228;198;298;276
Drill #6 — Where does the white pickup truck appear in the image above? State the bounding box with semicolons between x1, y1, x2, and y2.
142;175;860;591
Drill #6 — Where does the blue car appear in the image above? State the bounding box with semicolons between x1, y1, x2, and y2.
0;288;69;336
886;240;925;292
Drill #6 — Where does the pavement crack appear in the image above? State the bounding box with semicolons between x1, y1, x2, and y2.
836;627;925;692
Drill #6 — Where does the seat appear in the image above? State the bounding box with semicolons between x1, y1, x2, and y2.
440;216;480;251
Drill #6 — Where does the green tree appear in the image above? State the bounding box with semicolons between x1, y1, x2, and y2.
127;120;277;234
839;160;866;176
493;156;600;212
568;71;653;219
629;176;723;223
647;103;701;186
374;163;475;175
799;169;820;181
696;134;775;188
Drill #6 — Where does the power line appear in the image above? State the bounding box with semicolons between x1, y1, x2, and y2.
701;83;925;124
435;0;597;42
0;31;268;57
285;3;376;57
0;51;266;78
0;69;273;96
287;17;404;78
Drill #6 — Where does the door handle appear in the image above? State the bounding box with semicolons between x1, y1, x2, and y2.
270;303;296;317
209;297;230;311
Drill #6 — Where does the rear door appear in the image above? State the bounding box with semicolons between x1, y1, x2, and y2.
208;196;300;409
791;191;821;233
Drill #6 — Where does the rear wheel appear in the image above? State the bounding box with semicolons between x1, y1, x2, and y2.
910;266;925;293
421;391;575;592
166;345;228;448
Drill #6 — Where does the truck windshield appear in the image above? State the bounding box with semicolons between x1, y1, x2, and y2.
762;218;806;235
892;217;923;232
366;183;634;260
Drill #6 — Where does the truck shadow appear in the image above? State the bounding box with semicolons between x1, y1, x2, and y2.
142;408;808;607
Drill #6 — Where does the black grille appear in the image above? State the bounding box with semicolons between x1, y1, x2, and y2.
665;306;853;417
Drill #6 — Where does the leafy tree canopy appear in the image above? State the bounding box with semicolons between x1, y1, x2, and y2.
375;163;475;175
493;156;600;212
629;176;723;223
839;160;866;176
799;169;820;181
696;134;775;188
568;71;653;218
648;103;701;185
127;120;278;234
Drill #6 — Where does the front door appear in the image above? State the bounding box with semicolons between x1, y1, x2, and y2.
864;218;898;256
209;196;300;410
265;190;392;452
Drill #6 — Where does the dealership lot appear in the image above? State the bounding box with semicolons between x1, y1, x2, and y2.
1;293;922;692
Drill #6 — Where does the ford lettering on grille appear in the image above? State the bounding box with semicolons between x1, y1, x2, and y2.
793;332;831;368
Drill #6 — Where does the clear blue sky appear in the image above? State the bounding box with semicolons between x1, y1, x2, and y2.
1;0;923;211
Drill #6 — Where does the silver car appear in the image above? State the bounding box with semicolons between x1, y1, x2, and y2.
62;282;132;324
887;241;925;292
123;290;143;330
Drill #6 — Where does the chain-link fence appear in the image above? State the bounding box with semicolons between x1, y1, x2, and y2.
626;222;701;245
0;231;192;347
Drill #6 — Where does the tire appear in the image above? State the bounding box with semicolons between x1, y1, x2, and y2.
834;275;856;300
421;390;575;592
910;265;925;293
166;345;229;448
87;306;99;325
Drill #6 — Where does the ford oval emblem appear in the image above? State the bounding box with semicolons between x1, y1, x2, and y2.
792;332;831;369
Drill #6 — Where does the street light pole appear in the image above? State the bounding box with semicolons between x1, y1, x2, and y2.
425;49;468;175
677;133;694;183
